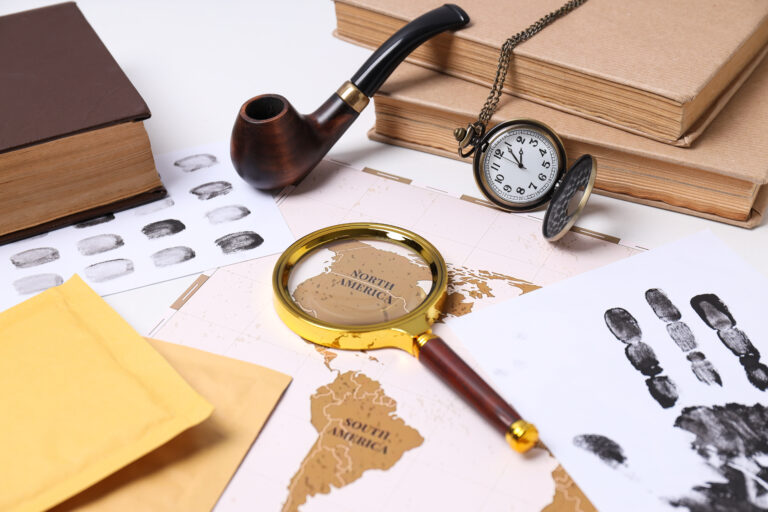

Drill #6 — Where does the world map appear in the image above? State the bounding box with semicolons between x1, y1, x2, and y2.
154;160;640;511
284;240;592;511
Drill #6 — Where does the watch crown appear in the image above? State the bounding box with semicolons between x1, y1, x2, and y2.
454;127;467;142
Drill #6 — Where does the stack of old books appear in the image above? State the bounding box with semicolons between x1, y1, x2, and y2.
333;0;768;226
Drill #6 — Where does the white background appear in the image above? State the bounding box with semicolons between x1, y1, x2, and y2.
1;0;765;331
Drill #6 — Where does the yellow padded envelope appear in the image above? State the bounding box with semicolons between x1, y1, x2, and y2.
0;275;213;512
52;338;292;511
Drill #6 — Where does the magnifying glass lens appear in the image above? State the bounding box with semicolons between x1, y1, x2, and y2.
287;238;434;326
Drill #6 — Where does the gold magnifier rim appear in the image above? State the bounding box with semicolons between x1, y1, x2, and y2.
272;223;448;355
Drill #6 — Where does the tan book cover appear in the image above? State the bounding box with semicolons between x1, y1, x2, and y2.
335;0;768;146
370;61;768;227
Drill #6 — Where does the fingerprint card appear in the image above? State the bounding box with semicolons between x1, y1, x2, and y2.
0;143;294;310
449;231;768;512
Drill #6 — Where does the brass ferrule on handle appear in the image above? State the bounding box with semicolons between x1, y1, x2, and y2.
413;332;439;357
506;420;539;453
336;81;369;113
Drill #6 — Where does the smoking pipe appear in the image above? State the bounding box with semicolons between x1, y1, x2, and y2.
231;4;470;190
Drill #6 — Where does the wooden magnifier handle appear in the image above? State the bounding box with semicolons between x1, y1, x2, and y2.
415;334;539;453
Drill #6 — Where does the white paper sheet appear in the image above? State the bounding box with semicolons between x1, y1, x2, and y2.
449;231;768;512
0;143;294;310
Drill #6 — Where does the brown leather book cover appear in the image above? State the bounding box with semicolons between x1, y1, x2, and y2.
0;2;151;153
335;0;768;146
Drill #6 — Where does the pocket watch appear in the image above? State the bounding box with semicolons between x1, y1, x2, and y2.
454;0;597;241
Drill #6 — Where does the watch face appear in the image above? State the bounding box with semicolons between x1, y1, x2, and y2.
474;120;565;211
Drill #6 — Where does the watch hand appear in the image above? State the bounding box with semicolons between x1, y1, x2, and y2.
518;149;525;169
503;153;524;168
502;155;522;167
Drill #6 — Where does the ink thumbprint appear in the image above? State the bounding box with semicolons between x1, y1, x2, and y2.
134;198;175;216
10;247;60;268
573;434;627;469
141;219;186;239
205;205;251;224
174;153;218;172
84;259;134;283
13;274;63;295
75;214;115;228
189;181;232;200
151;246;196;267
215;231;264;254
77;234;125;256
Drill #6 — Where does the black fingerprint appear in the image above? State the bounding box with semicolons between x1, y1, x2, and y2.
645;288;681;322
573;434;627;468
205;205;251;224
75;214;115;228
215;231;264;254
646;376;679;408
13;273;63;295
151;246;196;267
10;247;60;268
174;153;218;172
604;308;642;344
604;307;678;408
666;322;697;352
691;294;767;391
690;294;735;331
134;198;175;216
687;352;722;386
141;219;186;239
76;234;124;256
189;181;232;200
645;289;721;386
625;342;662;376
84;259;134;283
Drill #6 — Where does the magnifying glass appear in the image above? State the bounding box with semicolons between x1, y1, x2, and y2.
273;223;539;452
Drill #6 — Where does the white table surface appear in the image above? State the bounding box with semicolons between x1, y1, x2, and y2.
2;0;765;334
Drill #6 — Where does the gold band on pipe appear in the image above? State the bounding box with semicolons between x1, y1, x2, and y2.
506;420;539;453
336;81;369;113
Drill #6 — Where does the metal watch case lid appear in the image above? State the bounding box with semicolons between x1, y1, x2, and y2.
541;155;597;241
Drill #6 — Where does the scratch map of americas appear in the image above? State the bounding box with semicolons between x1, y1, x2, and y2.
282;371;424;512
283;241;548;511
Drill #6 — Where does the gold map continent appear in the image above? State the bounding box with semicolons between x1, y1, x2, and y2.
282;371;423;512
291;240;432;326
442;264;540;318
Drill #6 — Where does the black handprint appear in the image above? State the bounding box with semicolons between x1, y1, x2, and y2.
595;292;768;511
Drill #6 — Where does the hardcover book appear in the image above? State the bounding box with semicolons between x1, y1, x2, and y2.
0;2;165;244
370;62;768;227
335;0;768;146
